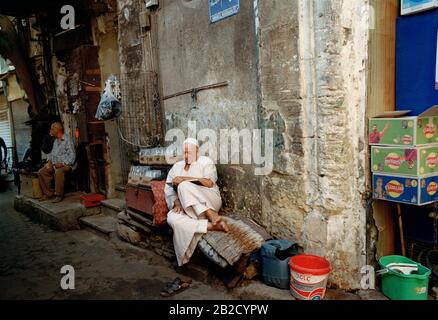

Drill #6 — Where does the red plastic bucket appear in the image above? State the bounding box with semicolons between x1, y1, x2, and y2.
289;254;331;300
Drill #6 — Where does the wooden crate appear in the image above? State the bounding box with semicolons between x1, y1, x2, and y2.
125;183;155;216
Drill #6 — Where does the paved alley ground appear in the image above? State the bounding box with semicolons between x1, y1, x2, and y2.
0;186;392;301
0;189;232;300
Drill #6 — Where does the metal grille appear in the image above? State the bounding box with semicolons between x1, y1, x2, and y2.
117;71;164;183
406;238;438;286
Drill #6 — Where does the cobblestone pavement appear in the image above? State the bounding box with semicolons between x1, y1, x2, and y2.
0;190;232;300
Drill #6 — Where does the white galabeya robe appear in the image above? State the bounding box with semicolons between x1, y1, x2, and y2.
164;156;222;266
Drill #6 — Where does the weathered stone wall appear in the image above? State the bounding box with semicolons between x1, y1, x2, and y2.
312;0;369;289
256;0;307;244
156;0;262;219
256;0;370;289
116;0;371;290
323;0;369;289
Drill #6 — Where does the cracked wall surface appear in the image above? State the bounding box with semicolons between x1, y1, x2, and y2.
257;0;369;289
156;0;262;220
117;0;371;290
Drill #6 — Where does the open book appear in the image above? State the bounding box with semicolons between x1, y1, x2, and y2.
166;178;203;190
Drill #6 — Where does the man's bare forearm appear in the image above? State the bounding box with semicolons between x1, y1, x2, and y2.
180;177;214;188
198;178;214;188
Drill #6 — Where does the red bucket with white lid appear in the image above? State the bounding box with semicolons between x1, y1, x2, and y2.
289;254;331;300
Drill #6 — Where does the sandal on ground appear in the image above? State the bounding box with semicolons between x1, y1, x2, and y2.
160;277;192;297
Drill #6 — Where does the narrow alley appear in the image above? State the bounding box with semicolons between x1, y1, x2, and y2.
0;189;233;300
1;0;437;305
0;187;389;301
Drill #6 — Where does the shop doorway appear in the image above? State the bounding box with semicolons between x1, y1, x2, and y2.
64;45;108;195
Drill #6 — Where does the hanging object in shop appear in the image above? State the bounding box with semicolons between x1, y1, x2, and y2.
95;75;122;121
162;81;228;109
401;0;438;15
209;0;240;23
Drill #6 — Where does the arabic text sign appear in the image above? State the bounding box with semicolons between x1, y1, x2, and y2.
209;0;240;23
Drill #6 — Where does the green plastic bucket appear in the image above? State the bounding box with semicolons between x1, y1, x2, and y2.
379;255;431;300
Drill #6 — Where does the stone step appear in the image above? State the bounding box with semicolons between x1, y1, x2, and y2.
114;185;126;200
101;198;126;217
14;193;101;231
118;211;152;234
126;209;156;228
80;214;118;236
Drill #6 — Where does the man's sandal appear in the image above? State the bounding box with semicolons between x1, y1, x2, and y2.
160;277;192;297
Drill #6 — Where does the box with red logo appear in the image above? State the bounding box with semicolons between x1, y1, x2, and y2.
371;146;438;176
372;173;438;206
369;107;438;147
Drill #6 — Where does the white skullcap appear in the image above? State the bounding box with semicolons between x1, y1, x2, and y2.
183;138;199;147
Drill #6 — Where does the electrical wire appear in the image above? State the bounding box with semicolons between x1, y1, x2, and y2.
116;122;155;149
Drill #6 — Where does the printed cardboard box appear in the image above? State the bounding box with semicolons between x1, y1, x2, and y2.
371;146;438;176
369;107;438;147
372;173;438;206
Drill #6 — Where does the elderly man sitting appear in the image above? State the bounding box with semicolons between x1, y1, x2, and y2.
165;138;229;266
38;122;75;203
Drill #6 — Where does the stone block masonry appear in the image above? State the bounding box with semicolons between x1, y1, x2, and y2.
14;193;101;232
117;210;176;261
116;0;371;290
256;0;369;289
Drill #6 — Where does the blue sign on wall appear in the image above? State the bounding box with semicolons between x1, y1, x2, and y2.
209;0;240;23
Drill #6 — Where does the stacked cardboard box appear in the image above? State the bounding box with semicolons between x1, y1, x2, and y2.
370;107;438;205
